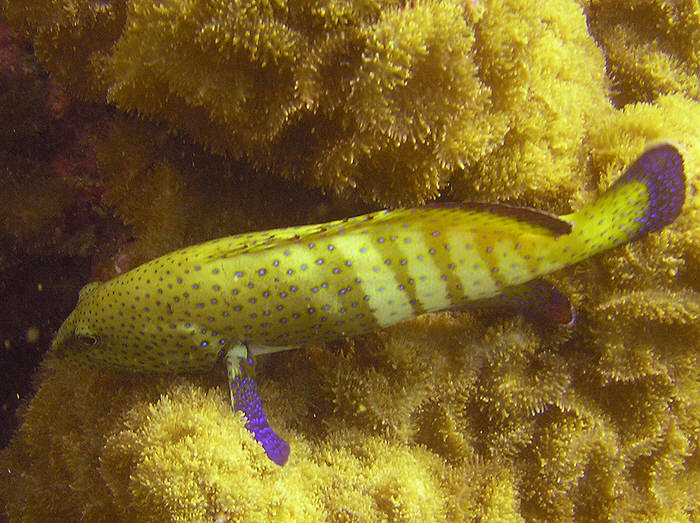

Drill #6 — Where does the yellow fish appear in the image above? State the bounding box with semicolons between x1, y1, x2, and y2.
52;144;685;465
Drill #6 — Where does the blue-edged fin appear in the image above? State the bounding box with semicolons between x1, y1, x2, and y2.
562;144;686;259
612;143;686;237
225;343;290;466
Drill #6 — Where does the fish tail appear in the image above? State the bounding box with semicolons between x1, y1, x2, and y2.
565;144;685;257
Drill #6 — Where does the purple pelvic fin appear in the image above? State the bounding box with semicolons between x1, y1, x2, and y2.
231;374;290;466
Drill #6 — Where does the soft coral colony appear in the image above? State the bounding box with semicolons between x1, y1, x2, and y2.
1;0;699;521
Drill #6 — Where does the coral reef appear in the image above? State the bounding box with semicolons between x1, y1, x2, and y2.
100;0;499;205
94;116;355;267
581;0;700;107
0;359;459;521
0;21;110;450
1;0;700;521
2;0;613;207
0;0;127;101
450;0;613;209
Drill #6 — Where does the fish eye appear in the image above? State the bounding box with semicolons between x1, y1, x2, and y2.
77;334;98;346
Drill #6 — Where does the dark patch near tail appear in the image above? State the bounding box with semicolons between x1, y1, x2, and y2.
466;279;575;326
614;143;685;237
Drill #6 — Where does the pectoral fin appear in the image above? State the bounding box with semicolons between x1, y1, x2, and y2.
225;343;290;465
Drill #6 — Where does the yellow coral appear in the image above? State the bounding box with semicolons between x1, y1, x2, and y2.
450;0;613;209
102;0;499;205
2;358;455;521
95;117;355;265
0;0;126;101
582;0;700;106
2;0;612;207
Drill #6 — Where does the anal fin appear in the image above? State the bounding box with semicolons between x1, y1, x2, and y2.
468;279;575;326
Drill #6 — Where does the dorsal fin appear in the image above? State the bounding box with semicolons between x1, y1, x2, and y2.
198;212;386;262
195;200;572;263
78;282;101;301
445;202;572;235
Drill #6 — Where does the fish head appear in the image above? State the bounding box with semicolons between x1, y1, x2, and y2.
50;278;224;373
51;281;111;366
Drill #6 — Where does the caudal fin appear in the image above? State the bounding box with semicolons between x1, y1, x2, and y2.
565;144;685;257
609;143;685;237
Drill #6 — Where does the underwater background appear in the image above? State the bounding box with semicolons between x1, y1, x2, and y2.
0;0;698;520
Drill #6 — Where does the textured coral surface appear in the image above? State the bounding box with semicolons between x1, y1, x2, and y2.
1;0;699;521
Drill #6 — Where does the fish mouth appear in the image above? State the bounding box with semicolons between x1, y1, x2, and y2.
50;316;76;359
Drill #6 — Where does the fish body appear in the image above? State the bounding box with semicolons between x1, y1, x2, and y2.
51;144;686;465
